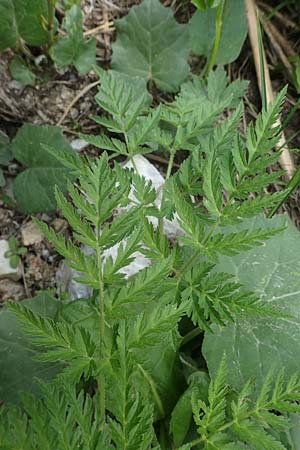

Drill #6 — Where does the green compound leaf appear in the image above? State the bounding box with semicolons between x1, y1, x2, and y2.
189;0;247;64
203;215;300;392
0;0;49;50
9;56;36;86
50;5;96;74
0;291;61;404
12;124;75;214
111;0;190;92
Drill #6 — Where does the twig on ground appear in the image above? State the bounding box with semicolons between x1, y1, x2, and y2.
83;21;114;36
57;80;100;126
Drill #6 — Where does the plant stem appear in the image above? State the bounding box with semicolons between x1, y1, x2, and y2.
137;364;165;418
204;0;227;77
123;127;138;173
158;147;176;236
179;248;201;275
180;327;202;347
159;420;169;450
96;225;106;424
166;148;176;180
178;218;221;277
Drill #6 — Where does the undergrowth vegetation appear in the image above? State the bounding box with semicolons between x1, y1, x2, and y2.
1;67;300;449
1;1;300;449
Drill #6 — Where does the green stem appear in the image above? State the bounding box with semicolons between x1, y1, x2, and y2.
159;420;169;450
166;148;176;180
177;218;220;277
204;0;227;77
158;147;176;236
179;248;201;276
180;327;202;347
202;218;220;246
137;364;165;418
123;127;138;173
96;229;106;424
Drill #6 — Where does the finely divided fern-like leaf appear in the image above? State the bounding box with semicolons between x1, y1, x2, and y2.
109;257;175;317
108;323;155;450
128;302;188;349
188;359;300;449
203;146;223;218
140;218;170;261
182;267;272;331
246;87;287;165
7;302;96;378
192;355;227;438
206;226;283;261
103;227;142;285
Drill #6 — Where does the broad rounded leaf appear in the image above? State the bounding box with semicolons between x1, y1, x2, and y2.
11;124;74;213
189;0;247;64
12;124;73;167
13;167;72;214
0;0;49;50
9;56;36;86
0;291;60;404
203;215;300;391
50;5;96;74
111;0;190;92
0;0;17;50
15;0;49;45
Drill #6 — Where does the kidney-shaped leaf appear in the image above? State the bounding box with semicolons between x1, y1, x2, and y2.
111;0;190;92
203;215;300;391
